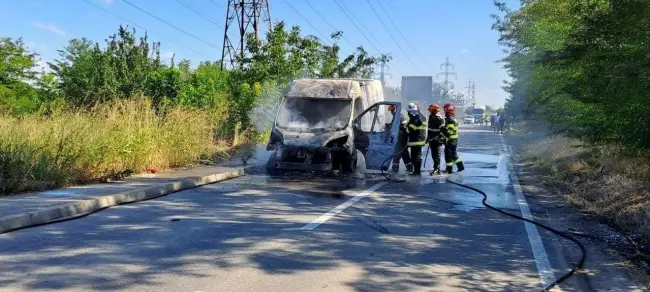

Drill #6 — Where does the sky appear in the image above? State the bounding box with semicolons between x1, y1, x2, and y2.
1;0;521;108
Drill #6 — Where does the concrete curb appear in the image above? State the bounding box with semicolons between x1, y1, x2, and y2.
0;166;256;234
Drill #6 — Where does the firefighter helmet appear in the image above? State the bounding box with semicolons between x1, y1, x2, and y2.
407;102;418;114
443;103;456;115
428;104;440;113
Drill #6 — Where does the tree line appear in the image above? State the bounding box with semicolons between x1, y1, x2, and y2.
1;21;388;142
493;0;650;151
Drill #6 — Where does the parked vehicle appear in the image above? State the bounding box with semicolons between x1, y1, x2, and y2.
463;116;475;124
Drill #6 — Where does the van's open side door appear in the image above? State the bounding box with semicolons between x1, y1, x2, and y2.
352;101;402;171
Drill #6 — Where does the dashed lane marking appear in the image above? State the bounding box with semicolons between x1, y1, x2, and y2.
299;182;387;230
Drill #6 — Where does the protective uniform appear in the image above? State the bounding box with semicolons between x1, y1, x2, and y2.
442;104;464;174
405;103;427;176
388;105;412;173
427;104;445;175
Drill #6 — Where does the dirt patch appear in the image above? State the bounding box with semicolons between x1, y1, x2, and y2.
506;124;650;287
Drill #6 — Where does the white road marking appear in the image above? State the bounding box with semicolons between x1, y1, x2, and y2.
300;182;387;230
500;135;557;290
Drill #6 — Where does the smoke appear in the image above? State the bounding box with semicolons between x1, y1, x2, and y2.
250;82;287;133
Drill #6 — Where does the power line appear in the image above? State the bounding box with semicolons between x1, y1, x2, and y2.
174;0;223;28
337;0;384;47
332;0;383;53
366;0;425;75
303;0;354;46
209;0;223;9
120;0;220;49
82;0;211;58
375;0;436;72
282;0;332;44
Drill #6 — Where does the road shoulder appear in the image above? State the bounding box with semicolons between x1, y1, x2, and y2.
0;163;257;235
507;136;649;291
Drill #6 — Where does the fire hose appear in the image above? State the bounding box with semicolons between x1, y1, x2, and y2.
378;144;586;291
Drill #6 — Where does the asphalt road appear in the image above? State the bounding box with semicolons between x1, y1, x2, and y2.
0;124;579;292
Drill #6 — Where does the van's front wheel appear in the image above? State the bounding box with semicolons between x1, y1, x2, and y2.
352;149;366;180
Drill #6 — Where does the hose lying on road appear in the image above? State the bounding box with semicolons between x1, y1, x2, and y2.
446;177;587;292
379;144;586;290
380;144;410;182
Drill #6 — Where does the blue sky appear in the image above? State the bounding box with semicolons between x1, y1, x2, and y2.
2;0;520;108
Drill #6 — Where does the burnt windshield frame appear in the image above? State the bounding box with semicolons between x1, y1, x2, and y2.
276;97;353;131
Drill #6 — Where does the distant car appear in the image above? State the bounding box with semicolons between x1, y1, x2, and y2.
463;116;475;124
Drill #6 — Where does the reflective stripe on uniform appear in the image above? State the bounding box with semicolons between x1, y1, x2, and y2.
407;141;426;146
409;124;427;131
447;123;459;139
446;158;463;167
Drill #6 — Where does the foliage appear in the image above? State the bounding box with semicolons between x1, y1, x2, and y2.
0;99;227;195
493;0;650;151
0;21;389;194
0;37;45;114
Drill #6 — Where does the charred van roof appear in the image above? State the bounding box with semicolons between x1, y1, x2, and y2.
287;79;362;100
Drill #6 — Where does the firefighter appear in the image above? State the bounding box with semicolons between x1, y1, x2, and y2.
405;103;427;176
442;103;465;174
388;105;413;173
427;104;445;175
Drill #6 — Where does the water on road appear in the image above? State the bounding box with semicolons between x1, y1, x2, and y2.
0;125;563;292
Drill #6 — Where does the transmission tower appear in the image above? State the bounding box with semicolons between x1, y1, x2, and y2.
465;79;474;108
220;0;272;69
471;81;476;107
437;57;457;100
372;54;393;87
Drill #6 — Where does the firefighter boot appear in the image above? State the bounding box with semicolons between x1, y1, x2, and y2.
410;160;422;176
430;168;441;176
446;165;453;174
456;161;465;172
391;164;399;173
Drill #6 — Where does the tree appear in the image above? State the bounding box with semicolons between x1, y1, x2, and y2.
51;26;163;106
492;0;650;150
0;37;41;114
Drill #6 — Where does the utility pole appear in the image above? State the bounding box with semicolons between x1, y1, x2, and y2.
437;57;457;101
221;0;272;69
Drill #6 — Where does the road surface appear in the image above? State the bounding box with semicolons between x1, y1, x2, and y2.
0;125;583;291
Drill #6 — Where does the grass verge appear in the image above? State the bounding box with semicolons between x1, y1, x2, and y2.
0;99;233;195
512;122;650;242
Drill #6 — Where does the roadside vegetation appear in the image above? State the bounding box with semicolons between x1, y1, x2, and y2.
494;1;650;241
0;23;390;195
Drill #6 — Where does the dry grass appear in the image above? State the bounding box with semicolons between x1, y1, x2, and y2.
0;99;231;195
518;131;650;241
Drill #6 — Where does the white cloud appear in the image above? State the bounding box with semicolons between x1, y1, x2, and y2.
32;22;68;36
35;59;53;74
460;48;471;54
